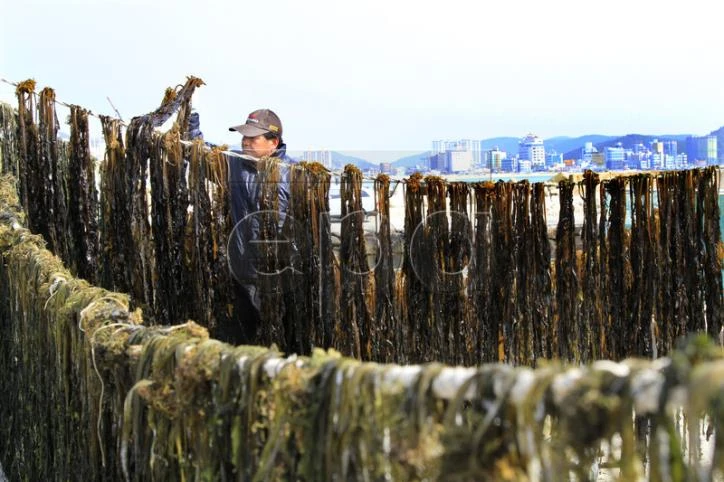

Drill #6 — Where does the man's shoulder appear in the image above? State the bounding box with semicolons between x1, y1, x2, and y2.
279;153;297;164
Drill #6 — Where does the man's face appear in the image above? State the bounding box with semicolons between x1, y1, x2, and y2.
242;135;278;158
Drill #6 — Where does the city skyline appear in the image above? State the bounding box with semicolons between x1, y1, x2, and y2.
423;131;720;174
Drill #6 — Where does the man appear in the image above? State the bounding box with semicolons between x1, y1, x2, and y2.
225;109;293;343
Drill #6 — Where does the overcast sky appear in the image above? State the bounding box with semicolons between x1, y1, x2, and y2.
2;0;723;159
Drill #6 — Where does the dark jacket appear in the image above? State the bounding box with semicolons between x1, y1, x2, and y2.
227;144;294;282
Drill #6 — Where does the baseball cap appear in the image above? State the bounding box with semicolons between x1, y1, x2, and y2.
228;109;283;137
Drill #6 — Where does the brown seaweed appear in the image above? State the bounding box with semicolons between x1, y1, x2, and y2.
98;115;128;292
401;172;426;362
605;176;628;360
447;181;471;365
37;88;60;253
338;164;372;359
555;178;578;361
492;181;515;362
0;102;19;176
15;80;39;238
374;174;397;363
470;182;495;363
580;170;603;360
530;182;552;362
628;174;656;358
511;181;534;365
149;123;189;325
67;104;99;283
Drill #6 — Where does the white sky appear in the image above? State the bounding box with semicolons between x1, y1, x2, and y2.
1;0;723;159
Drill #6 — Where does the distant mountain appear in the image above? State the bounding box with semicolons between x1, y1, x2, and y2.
391;151;430;169
544;135;616;156
330;151;377;170
480;137;520;154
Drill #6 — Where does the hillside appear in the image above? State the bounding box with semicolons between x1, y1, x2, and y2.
479;137;519;154
391;151;430;169
544;135;616;156
330;151;377;170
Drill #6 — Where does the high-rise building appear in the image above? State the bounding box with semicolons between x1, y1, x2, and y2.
484;147;506;172
686;135;717;165
445;140;462;151
605;143;625;170
430;138;480;172
456;139;481;166
302;149;333;168
448;150;473;172
581;142;598;164
663;140;677;158
591;152;605;167
429;152;447;171
501;157;517;172
546;150;563;167
518;134;545;170
711;127;724;164
661;141;678;169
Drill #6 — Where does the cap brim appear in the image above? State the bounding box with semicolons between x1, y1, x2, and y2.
228;124;268;137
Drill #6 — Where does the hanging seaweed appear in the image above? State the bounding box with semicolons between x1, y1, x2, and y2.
253;157;287;349
698;166;722;338
15;79;40;236
0;102;19;176
469;182;495;363
373;174;396;363
185;142;216;330
530;182;552;362
421;175;448;362
604;176;628;359
314;165;338;351
400;172;427;363
654;172;673;354
580;170;603;360
628;178;656;482
681;170;706;335
656;170;691;355
37;88;60;254
198;146;236;344
598;178;612;359
67;104;99;283
492;181;515;362
308;162;336;350
121;77;204;318
141;77;205;128
122;116;154;310
280;161;332;355
98;115;128;292
628;174;655;358
554;178;578;361
337;164;372;359
446;181;471;365
511;181;534;365
149;124;189;325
